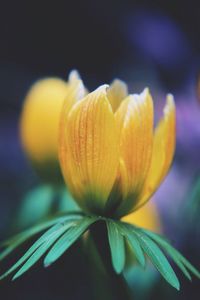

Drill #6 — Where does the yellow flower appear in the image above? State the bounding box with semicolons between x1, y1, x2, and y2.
59;80;176;217
122;201;161;232
20;70;86;183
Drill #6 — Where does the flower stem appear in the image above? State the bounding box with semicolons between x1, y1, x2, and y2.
85;221;132;300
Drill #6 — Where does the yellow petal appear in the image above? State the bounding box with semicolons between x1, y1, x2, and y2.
59;85;119;213
107;79;128;112
68;69;81;81
59;72;86;170
114;89;154;216
60;70;86;123
122;201;161;232
136;95;176;209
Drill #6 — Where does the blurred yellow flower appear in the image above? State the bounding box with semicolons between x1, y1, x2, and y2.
59;80;176;217
20;70;85;183
122;201;161;232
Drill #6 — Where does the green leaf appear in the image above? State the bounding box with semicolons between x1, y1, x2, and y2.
134;229;180;290
142;230;192;280
177;253;200;279
120;224;145;268
12;222;74;280
164;250;191;281
44;216;97;267
106;220;125;274
0;219;77;280
143;229;200;280
0;214;82;260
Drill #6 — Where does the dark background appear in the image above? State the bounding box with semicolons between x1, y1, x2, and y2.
0;0;200;299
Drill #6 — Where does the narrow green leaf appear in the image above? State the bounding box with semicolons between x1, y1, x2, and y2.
165;251;191;281
178;253;200;279
120;224;145;268
12;223;72;280
0;220;76;280
143;229;200;279
142;230;193;280
44;216;97;267
134;230;180;290
106;220;125;274
0;214;82;260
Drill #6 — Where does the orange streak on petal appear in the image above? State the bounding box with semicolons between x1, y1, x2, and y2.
114;89;154;215
59;85;119;213
59;73;86;173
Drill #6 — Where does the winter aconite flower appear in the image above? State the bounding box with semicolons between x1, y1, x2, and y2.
20;71;85;183
59;82;175;217
3;75;200;290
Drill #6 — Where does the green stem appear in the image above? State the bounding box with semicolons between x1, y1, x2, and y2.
85;221;132;300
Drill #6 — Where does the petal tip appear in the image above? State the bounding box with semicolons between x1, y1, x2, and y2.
93;84;110;105
143;87;150;94
166;93;175;105
164;94;175;116
68;69;81;82
96;84;109;93
111;78;128;90
133;88;152;104
138;87;153;109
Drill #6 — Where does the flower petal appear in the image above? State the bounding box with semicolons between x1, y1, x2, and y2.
136;95;176;209
107;79;128;112
114;89;154;216
68;69;81;82
59;85;119;213
59;71;86;168
60;70;86;124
